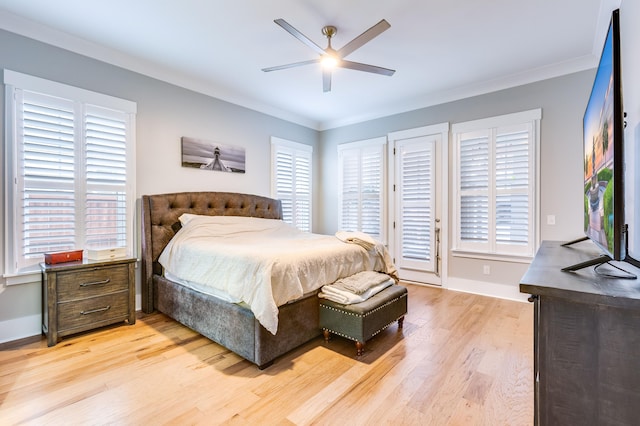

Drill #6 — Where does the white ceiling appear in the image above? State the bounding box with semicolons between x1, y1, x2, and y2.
0;0;619;130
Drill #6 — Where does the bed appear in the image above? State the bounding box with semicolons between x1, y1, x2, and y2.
141;191;394;368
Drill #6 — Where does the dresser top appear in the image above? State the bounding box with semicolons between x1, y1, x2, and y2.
520;240;640;308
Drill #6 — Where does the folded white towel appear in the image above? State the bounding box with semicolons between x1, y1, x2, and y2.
332;271;392;295
319;278;394;305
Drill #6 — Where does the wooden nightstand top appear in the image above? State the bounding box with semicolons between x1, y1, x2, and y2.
40;257;137;273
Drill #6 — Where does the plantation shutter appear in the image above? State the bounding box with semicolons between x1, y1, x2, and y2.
399;141;434;263
361;147;382;237
339;149;360;231
452;109;539;258
5;70;137;274
294;153;312;231
84;106;129;248
337;138;385;241
459;131;490;248
391;135;437;274
19;91;77;260
495;125;531;246
271;138;313;232
274;149;294;222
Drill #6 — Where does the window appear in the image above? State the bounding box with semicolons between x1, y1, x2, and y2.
452;109;540;259
4;70;137;276
337;137;386;241
270;137;313;232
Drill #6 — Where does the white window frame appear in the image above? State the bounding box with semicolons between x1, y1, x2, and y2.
270;137;313;232
452;109;541;261
3;70;137;279
337;136;387;243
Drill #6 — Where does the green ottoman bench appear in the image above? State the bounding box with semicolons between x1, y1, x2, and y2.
319;284;408;356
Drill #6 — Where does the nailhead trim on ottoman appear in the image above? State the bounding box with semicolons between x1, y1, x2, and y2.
319;284;408;356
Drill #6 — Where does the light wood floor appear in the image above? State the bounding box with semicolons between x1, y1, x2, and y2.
0;284;533;425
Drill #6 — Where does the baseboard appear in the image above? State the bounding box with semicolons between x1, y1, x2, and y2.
445;277;529;302
0;314;41;344
0;298;144;345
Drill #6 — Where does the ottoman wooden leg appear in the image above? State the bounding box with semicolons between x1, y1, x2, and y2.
398;316;405;329
355;341;365;356
323;329;331;343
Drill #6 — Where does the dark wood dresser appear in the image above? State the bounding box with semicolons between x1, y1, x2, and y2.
41;257;136;346
520;240;640;425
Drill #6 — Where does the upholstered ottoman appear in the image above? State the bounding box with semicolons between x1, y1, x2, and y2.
319;284;408;356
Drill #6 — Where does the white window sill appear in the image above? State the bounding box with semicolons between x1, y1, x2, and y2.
451;249;533;264
3;269;41;286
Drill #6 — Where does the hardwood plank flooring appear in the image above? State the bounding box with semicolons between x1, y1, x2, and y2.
0;284;533;425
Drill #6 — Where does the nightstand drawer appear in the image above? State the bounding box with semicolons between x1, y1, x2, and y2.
58;291;129;332
56;265;129;302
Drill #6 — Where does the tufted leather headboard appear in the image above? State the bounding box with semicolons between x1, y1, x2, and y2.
140;191;282;313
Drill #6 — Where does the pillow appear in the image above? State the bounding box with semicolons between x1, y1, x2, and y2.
176;213;293;236
178;213;199;226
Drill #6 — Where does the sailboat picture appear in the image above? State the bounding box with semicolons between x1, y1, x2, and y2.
181;137;246;173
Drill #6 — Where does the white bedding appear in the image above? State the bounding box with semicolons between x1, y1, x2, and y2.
158;214;396;334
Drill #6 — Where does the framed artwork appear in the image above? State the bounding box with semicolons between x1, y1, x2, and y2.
181;136;246;173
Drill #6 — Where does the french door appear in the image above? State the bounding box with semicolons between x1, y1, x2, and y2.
388;123;448;285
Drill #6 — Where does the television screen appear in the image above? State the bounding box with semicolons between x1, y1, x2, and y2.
582;9;623;260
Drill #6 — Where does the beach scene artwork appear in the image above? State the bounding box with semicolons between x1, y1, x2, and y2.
181;137;246;173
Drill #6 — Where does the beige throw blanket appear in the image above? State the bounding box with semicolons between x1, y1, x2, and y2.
335;231;398;281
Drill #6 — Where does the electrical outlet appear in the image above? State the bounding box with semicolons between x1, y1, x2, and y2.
483;265;490;275
547;215;556;225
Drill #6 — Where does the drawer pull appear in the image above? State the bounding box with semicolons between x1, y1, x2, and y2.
80;305;111;315
80;278;111;287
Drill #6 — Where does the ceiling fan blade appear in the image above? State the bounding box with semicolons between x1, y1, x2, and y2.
337;19;391;58
262;59;320;72
274;18;326;56
339;60;395;76
322;69;332;93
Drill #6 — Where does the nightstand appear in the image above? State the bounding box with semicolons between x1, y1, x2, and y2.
41;257;136;346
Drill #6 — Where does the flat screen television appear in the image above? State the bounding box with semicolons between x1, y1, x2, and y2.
562;9;639;274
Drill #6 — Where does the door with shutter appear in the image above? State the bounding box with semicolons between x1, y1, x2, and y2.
388;124;448;286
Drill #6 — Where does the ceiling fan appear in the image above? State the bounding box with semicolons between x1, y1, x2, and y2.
262;18;395;92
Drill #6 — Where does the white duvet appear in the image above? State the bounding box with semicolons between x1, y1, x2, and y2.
158;214;396;334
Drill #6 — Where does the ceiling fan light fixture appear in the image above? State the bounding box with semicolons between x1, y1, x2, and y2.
264;19;395;92
321;53;339;69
